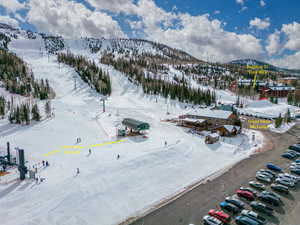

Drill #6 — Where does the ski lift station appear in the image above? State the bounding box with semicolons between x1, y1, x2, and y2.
121;118;150;135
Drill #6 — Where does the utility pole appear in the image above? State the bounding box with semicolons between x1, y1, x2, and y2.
101;97;107;113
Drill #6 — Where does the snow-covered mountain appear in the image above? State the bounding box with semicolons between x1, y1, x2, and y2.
0;23;200;64
229;58;300;75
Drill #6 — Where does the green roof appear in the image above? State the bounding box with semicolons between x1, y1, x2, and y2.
122;118;150;131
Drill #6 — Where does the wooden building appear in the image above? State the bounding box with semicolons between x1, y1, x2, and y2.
260;85;295;98
215;125;241;137
178;118;207;130
183;109;238;128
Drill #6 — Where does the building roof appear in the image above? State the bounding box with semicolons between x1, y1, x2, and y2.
188;109;233;120
223;125;240;132
207;133;220;138
181;118;206;123
268;86;295;91
122;118;150;131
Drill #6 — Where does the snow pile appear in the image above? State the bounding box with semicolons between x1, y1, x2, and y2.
269;122;296;133
247;99;274;108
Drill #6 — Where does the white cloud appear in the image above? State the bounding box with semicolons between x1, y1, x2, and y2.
0;15;19;28
85;0;137;14
249;17;270;30
260;0;266;7
266;30;281;55
281;22;300;51
0;0;25;13
239;6;248;12
236;0;245;5
142;12;263;62
128;20;143;30
269;51;300;69
26;0;126;39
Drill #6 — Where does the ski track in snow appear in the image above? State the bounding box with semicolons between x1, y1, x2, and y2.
0;38;260;225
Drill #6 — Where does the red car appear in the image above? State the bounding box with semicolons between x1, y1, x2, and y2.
236;190;255;201
208;209;231;224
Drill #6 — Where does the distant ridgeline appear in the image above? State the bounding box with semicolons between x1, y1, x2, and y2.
57;52;111;96
100;53;216;106
0;49;53;99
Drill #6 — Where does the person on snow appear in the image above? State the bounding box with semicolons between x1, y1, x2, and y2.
164;141;167;147
46;161;49;167
76;168;80;175
89;149;91;154
117;154;120;160
42;160;45;166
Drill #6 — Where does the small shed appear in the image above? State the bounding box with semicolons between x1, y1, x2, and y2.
216;125;241;137
122;118;150;132
205;133;220;144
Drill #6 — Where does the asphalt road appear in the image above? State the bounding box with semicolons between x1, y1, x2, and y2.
129;124;300;225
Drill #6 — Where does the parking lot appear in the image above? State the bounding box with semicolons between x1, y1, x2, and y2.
129;124;300;225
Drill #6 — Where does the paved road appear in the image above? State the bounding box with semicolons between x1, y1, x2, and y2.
129;124;300;225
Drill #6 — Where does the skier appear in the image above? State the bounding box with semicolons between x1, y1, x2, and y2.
89;149;91;154
46;161;49;167
76;168;80;175
117;154;120;160
42;160;45;166
164;141;167;147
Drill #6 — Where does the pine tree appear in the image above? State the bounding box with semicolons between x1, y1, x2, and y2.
31;104;40;121
45;100;51;118
275;113;282;128
286;108;291;123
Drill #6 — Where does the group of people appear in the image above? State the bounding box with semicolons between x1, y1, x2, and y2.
42;160;49;167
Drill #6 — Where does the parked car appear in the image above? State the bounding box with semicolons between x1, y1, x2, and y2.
258;169;275;177
291;162;300;167
282;153;295;159
250;201;273;216
225;197;245;209
239;187;257;196
271;184;289;194
289;145;300;152
256;171;273;179
208;209;231;224
258;193;281;206
278;173;300;183
261;191;281;201
266;163;282;172
287;150;300;156
276;178;295;187
295;159;300;163
241;210;266;225
203;215;224;225
256;173;271;183
249;181;265;190
219;202;240;214
235;216;260;225
290;168;300;175
236;190;255;201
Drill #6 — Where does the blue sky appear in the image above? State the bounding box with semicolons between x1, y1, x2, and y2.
1;0;300;68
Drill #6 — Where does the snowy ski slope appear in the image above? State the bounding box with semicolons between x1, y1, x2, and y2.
0;37;263;225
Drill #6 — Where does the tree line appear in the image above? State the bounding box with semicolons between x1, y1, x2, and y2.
0;95;52;124
57;52;111;96
100;53;216;106
0;49;53;99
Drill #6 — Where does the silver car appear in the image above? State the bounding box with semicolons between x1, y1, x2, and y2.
256;173;272;183
275;178;295;187
203;215;223;225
